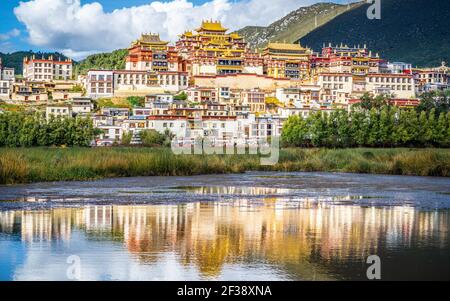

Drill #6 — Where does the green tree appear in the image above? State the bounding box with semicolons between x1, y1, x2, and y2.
140;129;166;146
416;90;450;115
378;106;396;147
174;91;188;101
127;96;145;108
434;112;448;147
121;132;133;146
349;110;369;146
366;108;380;146
310;112;329;147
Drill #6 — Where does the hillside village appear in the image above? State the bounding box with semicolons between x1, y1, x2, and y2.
0;20;449;146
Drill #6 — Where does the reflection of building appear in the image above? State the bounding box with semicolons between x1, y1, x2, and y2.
0;201;447;279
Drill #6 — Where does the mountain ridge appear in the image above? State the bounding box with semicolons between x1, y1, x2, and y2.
235;2;364;49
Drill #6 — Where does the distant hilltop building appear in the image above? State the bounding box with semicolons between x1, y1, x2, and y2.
0;57;15;81
313;43;384;75
413;61;449;92
176;20;264;76
0;57;15;100
125;33;179;72
23;55;73;82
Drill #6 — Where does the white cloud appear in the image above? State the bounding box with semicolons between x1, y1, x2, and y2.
14;0;343;60
0;28;21;41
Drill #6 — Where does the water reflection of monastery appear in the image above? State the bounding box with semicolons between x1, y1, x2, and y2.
0;199;448;278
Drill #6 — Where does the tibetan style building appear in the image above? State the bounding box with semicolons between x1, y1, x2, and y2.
176;20;263;76
262;42;312;80
312;43;385;75
125;33;179;72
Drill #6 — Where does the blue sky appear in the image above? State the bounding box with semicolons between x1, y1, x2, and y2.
1;0;209;53
0;0;353;59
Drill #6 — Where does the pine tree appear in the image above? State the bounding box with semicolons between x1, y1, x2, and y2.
379;106;395;147
335;110;350;148
393;109;409;146
417;110;429;146
366;108;380;147
349;110;368;146
434;112;447;147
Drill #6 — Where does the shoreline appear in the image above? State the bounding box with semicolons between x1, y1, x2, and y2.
0;147;449;184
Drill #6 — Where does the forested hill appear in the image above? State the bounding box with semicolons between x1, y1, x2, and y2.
299;0;450;67
75;49;128;75
0;49;127;76
0;51;70;75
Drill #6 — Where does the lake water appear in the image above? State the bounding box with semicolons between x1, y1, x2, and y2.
0;172;449;281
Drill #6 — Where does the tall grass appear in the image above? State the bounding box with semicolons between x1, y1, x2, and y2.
0;147;449;184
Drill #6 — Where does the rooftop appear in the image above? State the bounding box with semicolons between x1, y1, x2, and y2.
196;20;228;32
266;43;309;52
132;33;169;47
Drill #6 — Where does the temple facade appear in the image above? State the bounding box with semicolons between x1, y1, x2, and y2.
125;34;179;72
262;43;312;80
176;20;263;76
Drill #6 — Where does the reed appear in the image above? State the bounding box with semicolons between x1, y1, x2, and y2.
0;147;449;184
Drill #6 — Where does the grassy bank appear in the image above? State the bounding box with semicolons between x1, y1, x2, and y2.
0;147;449;184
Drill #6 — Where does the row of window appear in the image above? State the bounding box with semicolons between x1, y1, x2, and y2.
372;84;413;91
49;108;69;113
368;77;412;83
32;75;54;80
323;83;345;90
91;83;112;88
90;75;113;81
33;63;71;68
90;88;113;94
322;76;351;82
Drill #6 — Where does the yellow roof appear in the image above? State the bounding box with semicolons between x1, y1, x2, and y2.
197;21;228;32
266;42;308;51
132;34;168;47
230;33;242;39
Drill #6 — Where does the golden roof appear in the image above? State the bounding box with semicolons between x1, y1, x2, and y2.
230;33;242;39
266;42;308;51
196;20;228;32
132;33;168;46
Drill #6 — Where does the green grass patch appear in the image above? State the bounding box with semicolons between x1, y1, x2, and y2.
0;147;449;184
